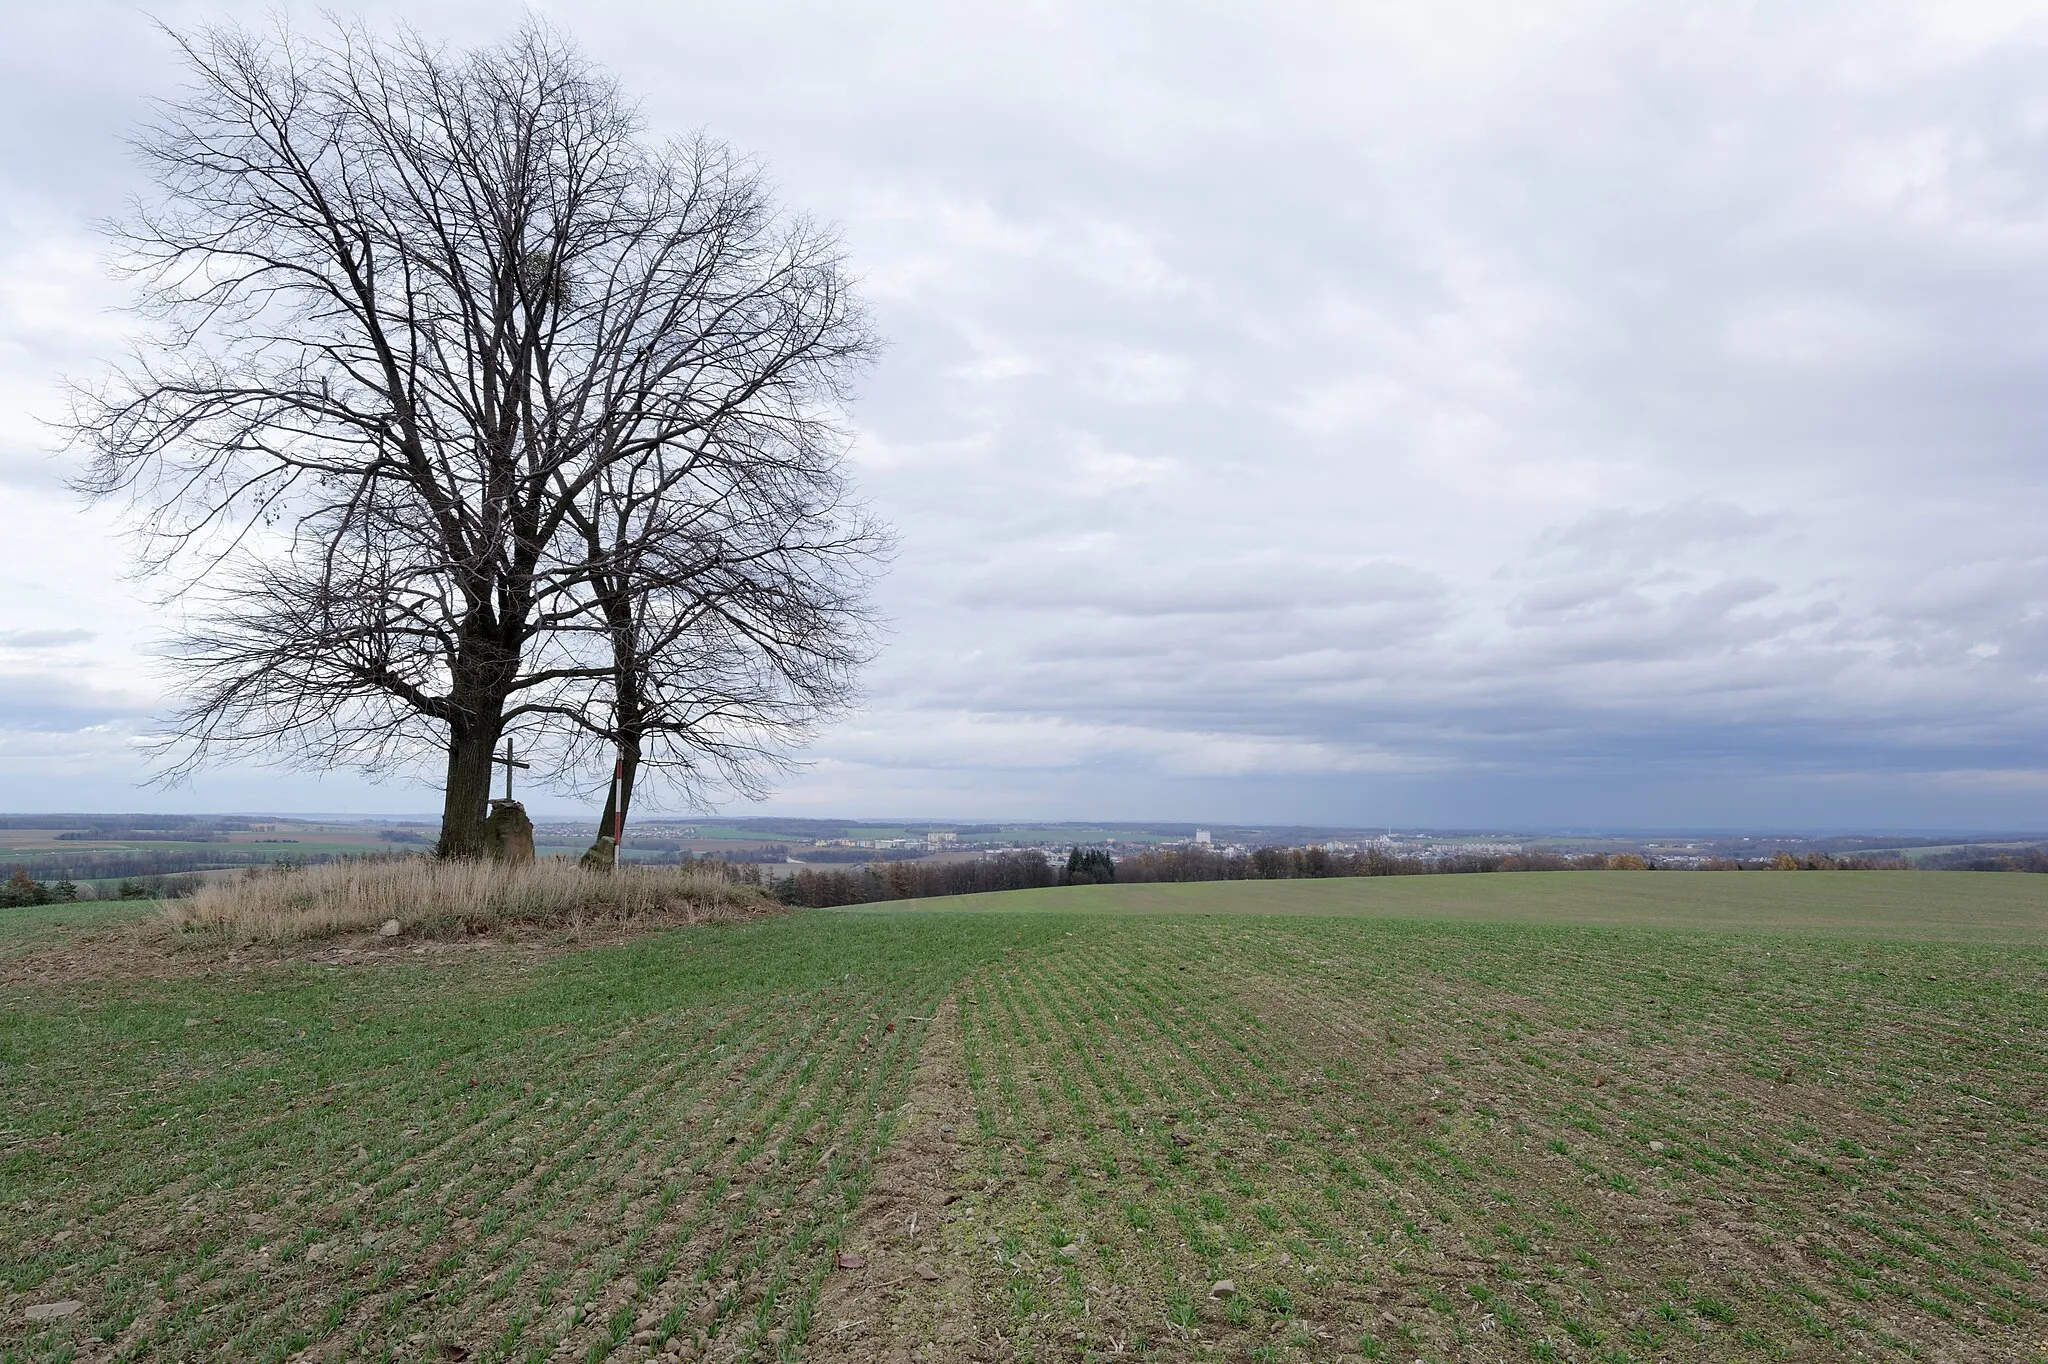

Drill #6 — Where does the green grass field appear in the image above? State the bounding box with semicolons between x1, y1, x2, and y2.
2;874;2043;1363
0;900;157;965
895;870;2048;942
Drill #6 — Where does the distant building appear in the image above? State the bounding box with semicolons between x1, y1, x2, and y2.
1194;830;1211;845
927;831;959;847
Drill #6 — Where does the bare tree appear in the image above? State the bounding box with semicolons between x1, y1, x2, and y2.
557;446;887;847
70;21;884;856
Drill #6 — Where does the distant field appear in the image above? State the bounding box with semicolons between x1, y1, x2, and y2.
0;824;414;896
3;876;2043;1362
886;870;2048;943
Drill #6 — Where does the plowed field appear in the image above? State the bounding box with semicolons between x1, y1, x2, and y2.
4;875;2044;1363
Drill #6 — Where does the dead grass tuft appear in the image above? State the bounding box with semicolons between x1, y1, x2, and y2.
163;855;781;943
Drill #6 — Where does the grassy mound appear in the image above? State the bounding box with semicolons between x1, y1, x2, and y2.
163;856;780;943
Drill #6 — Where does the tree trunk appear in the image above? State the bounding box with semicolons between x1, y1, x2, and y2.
438;714;503;859
590;739;642;849
593;763;618;849
618;737;641;833
593;581;645;852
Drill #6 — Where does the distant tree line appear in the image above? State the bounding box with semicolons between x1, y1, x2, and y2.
0;816;253;834
1110;845;1654;880
618;845;789;866
1909;845;2048;872
1114;845;1923;879
54;829;228;843
1712;851;1911;871
732;839;1949;911
719;852;1059;907
6;849;341;882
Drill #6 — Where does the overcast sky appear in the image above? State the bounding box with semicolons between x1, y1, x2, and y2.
5;1;2048;828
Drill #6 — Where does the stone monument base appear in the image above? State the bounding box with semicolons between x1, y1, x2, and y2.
483;800;535;864
579;835;617;872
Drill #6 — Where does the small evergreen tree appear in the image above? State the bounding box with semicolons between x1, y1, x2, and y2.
0;866;50;908
1065;847;1116;886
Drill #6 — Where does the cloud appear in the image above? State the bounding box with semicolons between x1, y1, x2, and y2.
6;1;2048;825
0;672;147;733
0;629;95;649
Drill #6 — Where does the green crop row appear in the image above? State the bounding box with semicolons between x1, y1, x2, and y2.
936;917;2046;1362
1;914;1075;1362
5;903;2044;1364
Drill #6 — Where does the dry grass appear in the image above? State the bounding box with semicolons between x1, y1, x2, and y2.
162;855;781;943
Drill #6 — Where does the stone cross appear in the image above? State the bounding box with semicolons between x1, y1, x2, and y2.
492;739;531;801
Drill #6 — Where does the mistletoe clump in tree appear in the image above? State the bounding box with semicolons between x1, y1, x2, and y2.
72;21;888;856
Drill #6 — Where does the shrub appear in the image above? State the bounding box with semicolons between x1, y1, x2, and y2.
0;867;82;906
1;865;51;907
165;855;781;943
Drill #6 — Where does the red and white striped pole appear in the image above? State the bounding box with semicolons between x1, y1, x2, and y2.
612;757;624;848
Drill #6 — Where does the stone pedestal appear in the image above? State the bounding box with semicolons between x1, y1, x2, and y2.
483;800;535;865
579;834;617;872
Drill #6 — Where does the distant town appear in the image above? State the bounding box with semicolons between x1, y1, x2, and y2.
4;814;2045;900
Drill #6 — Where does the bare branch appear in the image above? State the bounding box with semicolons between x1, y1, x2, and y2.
69;18;886;854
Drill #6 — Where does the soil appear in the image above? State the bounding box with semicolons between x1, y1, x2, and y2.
806;996;990;1364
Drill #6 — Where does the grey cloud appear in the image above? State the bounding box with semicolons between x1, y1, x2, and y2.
955;557;1448;617
0;672;145;731
1522;504;1779;571
0;628;95;648
9;3;2048;824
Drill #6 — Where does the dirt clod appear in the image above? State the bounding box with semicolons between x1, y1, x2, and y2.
23;1300;82;1322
